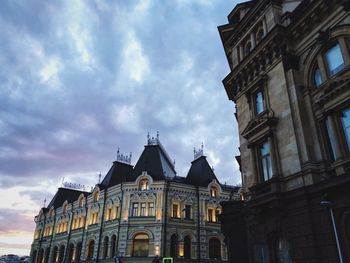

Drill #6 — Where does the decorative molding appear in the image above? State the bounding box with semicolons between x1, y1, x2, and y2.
117;148;132;164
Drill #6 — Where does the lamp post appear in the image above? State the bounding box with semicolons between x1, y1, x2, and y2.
320;200;343;263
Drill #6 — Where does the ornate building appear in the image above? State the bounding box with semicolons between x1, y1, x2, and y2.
30;134;237;263
218;0;350;262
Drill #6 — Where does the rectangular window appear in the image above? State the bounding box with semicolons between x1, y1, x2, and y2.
325;43;345;76
148;203;154;216
259;142;272;181
106;208;112;221
141;202;146;216
208;209;214;222
255;91;265;115
185;205;191;220
215;209;221;222
132;203;139;217
115;205;120;219
341;108;350;151
172;204;179;218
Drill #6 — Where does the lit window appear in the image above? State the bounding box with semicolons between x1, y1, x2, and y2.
133;234;149;257
208;208;214;222
325;43;345;76
105;208;112;221
132;203;139;216
260;142;272;181
115;205;120;219
255;91;265;115
341;108;350;150
93;191;99;202
172;204;179;218
148;203;154;216
314;67;323;87
140;203;146;216
139;179;149;190
210;187;218;197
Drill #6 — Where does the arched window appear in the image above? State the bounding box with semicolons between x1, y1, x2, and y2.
311;38;350;89
103;236;109;259
209;238;221;260
78;196;84;208
170;234;178;258
93;191;99;202
51;246;58;263
184;236;191;259
139;179;149;190
75;242;82;263
86;240;95;260
58;245;65;263
133;233;149;257
67;244;74;263
62;202;68;213
110;235;116;258
210;186;218;197
325;43;345;76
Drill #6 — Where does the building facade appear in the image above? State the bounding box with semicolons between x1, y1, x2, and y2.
30;135;237;263
218;0;350;262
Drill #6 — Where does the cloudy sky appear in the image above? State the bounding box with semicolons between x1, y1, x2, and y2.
0;0;243;256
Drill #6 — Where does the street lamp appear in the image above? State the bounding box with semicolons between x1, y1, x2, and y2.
320;200;343;263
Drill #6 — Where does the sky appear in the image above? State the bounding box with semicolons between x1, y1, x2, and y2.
0;0;243;256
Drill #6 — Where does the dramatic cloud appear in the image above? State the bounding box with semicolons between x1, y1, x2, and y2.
0;0;244;255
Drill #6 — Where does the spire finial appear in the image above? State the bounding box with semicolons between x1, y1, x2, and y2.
43;198;46;208
194;143;204;160
98;172;101;184
157;131;159;141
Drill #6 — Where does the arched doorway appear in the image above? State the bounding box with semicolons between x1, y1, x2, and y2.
51;246;58;263
86;240;95;260
275;238;292;263
75;242;82;263
170;234;178;258
184;235;191;259
31;250;37;263
44;248;50;263
133;233;149;257
67;244;74;262
110;235;116;258
58;245;65;263
209;238;221;260
103;236;109;259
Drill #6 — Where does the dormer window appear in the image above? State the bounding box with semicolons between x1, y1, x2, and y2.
325;43;345;76
139;179;149;191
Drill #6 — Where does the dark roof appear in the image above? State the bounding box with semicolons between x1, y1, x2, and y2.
185;155;218;187
47;187;88;209
131;144;176;181
100;161;133;189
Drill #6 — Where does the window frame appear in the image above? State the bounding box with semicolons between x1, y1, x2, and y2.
311;38;350;89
